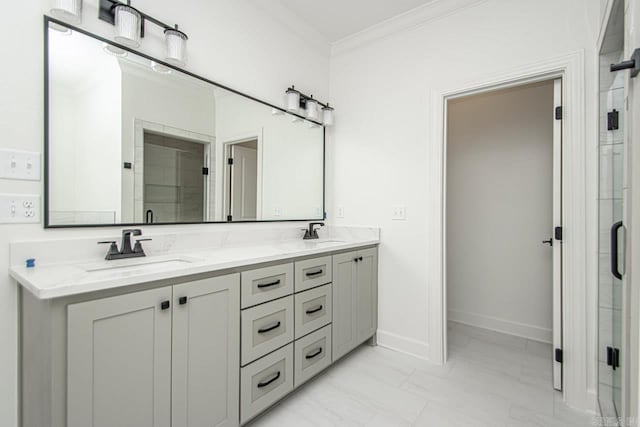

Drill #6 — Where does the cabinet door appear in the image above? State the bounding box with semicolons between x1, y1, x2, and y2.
67;287;172;427
172;274;240;427
332;251;358;360
356;248;378;343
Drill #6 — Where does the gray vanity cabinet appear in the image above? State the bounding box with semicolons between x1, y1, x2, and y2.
171;277;240;427
332;248;378;361
66;275;240;427
67;287;173;427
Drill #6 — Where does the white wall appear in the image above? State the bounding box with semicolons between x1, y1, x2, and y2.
446;81;554;343
0;2;329;426
327;0;602;410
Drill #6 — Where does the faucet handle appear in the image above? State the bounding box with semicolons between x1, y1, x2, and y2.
133;238;152;254
98;241;119;260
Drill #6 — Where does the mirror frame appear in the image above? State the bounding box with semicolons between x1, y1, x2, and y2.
43;16;326;228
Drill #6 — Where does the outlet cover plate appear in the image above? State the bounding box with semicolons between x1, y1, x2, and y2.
0;194;41;224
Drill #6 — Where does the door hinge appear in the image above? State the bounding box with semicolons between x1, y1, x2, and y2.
554;226;563;241
555;106;562;120
607;109;619;131
228;158;234;165
202;167;209;176
607;346;620;370
227;215;233;221
555;348;563;363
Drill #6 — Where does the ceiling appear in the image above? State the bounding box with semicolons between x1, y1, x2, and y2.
277;0;438;43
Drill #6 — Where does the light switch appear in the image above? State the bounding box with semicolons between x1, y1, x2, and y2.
392;205;407;221
0;149;41;181
0;194;40;223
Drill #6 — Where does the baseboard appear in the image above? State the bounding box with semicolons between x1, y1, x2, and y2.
376;329;431;361
448;309;552;343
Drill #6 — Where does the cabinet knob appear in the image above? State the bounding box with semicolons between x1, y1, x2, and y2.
359;256;363;261
179;296;188;305
160;300;170;310
354;258;359;263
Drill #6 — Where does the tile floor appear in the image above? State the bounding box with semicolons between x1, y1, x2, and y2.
250;322;595;426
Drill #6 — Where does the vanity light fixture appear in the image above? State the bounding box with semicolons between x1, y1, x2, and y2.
99;0;190;66
286;87;301;112
50;0;83;24
285;85;334;127
150;61;172;74
164;26;188;67
102;42;127;57
322;104;334;126
113;3;142;48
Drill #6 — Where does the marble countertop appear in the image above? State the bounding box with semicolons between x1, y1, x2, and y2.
10;229;379;299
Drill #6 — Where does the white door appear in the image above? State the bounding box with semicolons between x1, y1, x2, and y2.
230;145;258;221
172;275;240;427
552;78;563;391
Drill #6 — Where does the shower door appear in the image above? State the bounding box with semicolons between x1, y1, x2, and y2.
598;0;626;419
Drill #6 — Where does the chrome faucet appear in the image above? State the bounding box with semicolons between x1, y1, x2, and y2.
303;222;325;240
98;229;152;260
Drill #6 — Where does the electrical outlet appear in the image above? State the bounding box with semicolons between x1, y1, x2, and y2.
0;194;40;223
0;149;41;181
273;207;282;217
337;206;344;218
392;205;407;221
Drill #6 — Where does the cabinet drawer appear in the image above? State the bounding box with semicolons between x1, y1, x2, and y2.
294;325;332;388
294;284;332;339
241;343;294;425
241;263;294;308
294;256;332;292
241;296;294;365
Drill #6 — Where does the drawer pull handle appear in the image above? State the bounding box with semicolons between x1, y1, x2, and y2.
258;321;281;334
305;305;323;315
160;300;170;310
305;269;323;277
257;371;281;388
257;279;281;289
305;348;323;360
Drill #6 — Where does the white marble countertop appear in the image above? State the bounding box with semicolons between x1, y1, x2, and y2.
10;226;379;299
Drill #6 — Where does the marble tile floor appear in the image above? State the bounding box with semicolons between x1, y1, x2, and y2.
250;322;595;426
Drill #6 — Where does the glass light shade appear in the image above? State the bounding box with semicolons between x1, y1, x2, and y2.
102;43;127;57
114;5;142;48
286;89;300;112
306;99;319;121
322;106;335;126
50;0;82;24
165;28;188;67
151;61;172;74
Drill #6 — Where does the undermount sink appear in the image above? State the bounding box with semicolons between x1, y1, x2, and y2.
82;256;200;274
305;239;346;245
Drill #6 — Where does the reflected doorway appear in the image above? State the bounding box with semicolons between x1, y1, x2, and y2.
143;131;208;224
224;140;258;222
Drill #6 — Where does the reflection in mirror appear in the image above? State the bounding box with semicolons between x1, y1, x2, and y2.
46;21;324;227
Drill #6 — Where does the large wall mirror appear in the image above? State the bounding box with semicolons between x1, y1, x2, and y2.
45;18;325;227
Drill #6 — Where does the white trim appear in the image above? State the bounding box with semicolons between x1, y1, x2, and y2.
376;329;430;360
448;310;552;344
331;0;487;57
428;51;595;411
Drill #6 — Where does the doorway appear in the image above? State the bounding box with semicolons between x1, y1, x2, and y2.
142;131;209;224
445;79;563;391
224;139;258;221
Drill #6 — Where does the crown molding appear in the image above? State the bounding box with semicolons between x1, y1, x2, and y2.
331;0;487;57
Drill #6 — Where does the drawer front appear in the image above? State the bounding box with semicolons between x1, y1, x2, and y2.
241;263;294;308
241;343;294;425
294;284;332;339
241;296;294;365
294;325;332;387
294;256;332;292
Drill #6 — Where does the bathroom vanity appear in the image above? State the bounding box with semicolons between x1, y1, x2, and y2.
12;228;379;427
